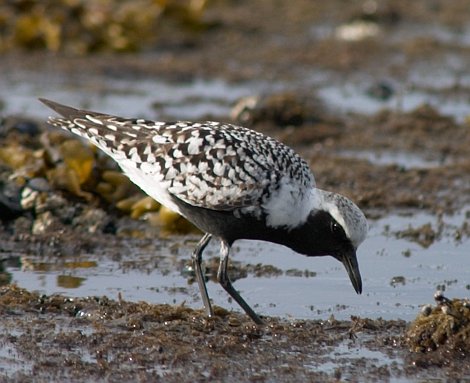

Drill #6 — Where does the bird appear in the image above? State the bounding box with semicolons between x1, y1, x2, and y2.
39;98;368;324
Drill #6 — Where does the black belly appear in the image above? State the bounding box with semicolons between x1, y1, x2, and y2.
169;195;329;258
170;195;276;245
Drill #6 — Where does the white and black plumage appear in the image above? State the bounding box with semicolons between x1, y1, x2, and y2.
39;98;368;324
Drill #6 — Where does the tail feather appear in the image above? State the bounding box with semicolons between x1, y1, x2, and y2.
39;98;106;121
39;98;153;159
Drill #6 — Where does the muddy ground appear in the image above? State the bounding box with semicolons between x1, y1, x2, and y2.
1;0;470;381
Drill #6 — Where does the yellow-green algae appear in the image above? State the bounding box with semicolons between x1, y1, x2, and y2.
0;0;208;54
0;126;197;233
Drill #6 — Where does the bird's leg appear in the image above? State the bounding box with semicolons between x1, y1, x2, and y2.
192;233;213;317
217;240;263;324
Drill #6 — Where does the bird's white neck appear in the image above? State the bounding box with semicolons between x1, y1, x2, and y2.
262;178;317;229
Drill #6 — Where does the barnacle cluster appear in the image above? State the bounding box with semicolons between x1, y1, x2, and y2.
0;0;208;54
406;291;470;354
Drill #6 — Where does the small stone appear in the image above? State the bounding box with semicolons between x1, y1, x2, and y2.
73;208;111;234
434;290;449;304
27;177;51;192
32;211;60;235
420;304;433;316
441;305;450;315
20;187;40;210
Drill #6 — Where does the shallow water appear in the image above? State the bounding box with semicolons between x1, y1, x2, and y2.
317;82;470;122
4;209;468;381
8;209;469;322
4;66;470;124
0;70;266;120
337;149;451;169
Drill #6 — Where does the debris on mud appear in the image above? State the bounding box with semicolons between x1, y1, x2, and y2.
231;91;326;128
394;223;439;248
406;291;470;354
405;291;470;370
0;285;408;382
231;92;346;148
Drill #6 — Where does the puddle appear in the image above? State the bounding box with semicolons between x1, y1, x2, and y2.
306;338;403;378
6;208;470;323
311;21;470;48
389;23;470;48
317;82;470;122
300;63;470;123
0;70;266;120
3;66;470;130
11;255;190;307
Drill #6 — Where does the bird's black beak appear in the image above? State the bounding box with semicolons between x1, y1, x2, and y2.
339;249;362;294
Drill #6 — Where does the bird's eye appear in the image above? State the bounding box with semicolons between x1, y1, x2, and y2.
331;221;341;233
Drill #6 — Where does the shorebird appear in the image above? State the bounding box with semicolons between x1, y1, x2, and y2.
40;98;368;324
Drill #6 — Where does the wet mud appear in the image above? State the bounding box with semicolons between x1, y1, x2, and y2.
1;0;470;381
0;285;407;382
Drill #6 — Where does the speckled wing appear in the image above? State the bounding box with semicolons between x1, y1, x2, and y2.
39;99;315;213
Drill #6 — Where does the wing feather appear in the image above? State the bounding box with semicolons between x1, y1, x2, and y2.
40;99;315;213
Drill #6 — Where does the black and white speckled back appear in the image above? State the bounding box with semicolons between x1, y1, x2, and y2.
44;101;315;224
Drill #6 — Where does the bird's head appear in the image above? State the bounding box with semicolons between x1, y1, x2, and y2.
297;190;368;294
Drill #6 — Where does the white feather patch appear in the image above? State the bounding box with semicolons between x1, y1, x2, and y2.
119;163;182;216
262;176;313;229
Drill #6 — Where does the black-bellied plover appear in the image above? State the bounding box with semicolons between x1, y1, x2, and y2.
40;98;368;324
